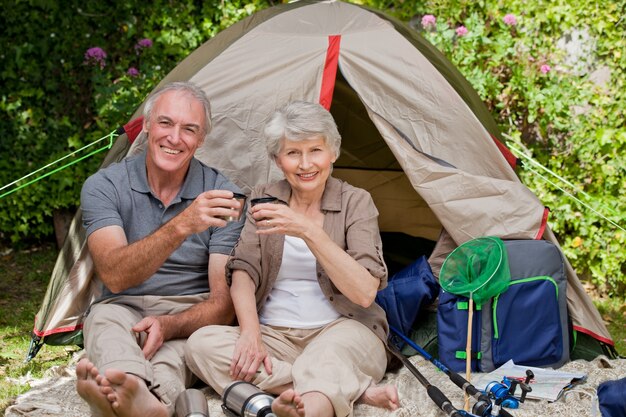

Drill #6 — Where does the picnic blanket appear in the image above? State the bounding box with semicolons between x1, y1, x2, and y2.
5;352;626;417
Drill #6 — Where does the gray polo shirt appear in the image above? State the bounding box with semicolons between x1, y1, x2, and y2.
81;151;244;299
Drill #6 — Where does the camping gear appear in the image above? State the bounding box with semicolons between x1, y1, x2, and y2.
28;0;614;360
388;343;476;417
175;388;210;417
221;381;275;417
375;255;439;347
482;372;533;409
438;239;570;373
390;326;514;417
597;376;626;417
439;236;511;408
480;239;570;371
438;290;484;372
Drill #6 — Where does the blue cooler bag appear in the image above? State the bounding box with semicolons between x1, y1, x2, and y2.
437;290;483;372
437;239;569;372
480;239;569;371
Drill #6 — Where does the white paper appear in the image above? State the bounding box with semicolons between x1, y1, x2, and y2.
470;360;587;402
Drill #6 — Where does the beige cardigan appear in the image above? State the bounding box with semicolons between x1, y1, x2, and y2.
226;177;390;343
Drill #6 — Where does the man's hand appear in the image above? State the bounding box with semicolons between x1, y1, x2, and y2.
132;316;169;360
176;190;244;235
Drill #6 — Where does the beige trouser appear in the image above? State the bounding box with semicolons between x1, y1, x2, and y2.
84;294;208;416
185;317;387;417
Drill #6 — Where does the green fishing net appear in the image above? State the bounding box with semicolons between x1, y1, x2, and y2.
439;236;510;305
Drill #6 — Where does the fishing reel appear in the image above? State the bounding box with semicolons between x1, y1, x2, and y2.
482;370;533;410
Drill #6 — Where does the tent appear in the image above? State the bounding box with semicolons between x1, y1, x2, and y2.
28;0;615;361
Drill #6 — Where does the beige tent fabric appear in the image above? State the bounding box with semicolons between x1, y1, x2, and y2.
32;209;99;344
6;352;626;417
338;21;515;181
33;0;613;356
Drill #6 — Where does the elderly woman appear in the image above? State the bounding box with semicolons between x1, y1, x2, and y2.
185;101;398;417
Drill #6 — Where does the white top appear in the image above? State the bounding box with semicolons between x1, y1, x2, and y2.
259;236;341;328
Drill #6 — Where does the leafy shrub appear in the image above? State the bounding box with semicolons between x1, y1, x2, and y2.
0;0;273;247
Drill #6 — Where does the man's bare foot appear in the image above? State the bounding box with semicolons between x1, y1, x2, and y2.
271;388;306;417
103;368;168;417
76;358;116;417
358;384;400;410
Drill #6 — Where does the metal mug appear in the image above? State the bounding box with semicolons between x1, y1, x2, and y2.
218;192;247;221
175;388;209;417
249;197;288;207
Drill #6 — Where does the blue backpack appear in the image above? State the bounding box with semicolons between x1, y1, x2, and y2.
438;239;570;372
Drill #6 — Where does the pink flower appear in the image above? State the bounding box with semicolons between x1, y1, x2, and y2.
503;14;517;26
84;47;107;68
540;64;551;74
135;38;153;53
127;67;140;77
422;14;436;29
456;26;468;37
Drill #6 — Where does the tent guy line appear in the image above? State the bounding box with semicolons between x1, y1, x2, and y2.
507;141;625;233
0;131;117;200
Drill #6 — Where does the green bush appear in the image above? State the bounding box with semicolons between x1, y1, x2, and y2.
0;0;272;247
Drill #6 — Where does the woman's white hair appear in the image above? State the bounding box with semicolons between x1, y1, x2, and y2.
264;101;341;159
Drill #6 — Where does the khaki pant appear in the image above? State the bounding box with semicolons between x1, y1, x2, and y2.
84;294;208;416
185;317;387;417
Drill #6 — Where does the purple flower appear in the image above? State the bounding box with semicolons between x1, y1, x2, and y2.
422;14;436;29
135;38;153;52
503;14;517;26
540;64;551;74
84;47;107;68
456;26;468;37
127;67;140;77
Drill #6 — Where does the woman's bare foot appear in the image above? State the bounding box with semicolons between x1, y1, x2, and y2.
103;368;168;417
271;388;306;417
75;358;116;417
358;384;400;410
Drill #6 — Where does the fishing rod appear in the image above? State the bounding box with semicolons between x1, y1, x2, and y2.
390;325;514;417
388;343;480;417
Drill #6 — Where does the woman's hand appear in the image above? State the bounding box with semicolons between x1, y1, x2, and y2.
251;202;319;238
230;329;273;382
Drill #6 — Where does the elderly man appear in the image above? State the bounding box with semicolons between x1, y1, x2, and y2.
76;81;244;417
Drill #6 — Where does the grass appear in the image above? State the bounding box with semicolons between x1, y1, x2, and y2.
594;297;626;355
0;242;80;413
0;243;624;414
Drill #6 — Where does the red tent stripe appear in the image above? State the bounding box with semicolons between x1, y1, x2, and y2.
124;116;144;143
319;35;341;110
491;134;517;170
573;325;615;346
32;323;83;338
534;207;550;239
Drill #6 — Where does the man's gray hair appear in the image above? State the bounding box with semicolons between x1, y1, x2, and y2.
143;81;212;140
264;101;341;159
